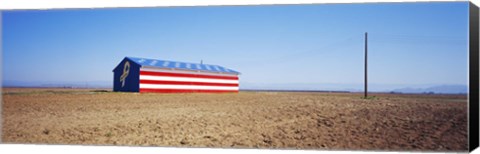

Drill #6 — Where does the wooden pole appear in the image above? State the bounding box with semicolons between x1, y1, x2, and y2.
364;32;368;98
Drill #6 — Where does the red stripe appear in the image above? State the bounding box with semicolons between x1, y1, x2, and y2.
140;71;238;80
140;88;238;93
139;80;238;87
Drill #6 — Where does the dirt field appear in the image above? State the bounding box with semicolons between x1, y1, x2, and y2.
1;88;468;151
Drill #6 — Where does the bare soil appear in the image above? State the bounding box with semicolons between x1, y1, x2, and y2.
1;88;468;151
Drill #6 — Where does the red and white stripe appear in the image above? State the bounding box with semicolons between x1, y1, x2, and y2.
139;67;239;93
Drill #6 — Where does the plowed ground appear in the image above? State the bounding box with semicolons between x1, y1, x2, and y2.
1;88;468;151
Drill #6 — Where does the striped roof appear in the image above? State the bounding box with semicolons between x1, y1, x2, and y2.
126;57;240;74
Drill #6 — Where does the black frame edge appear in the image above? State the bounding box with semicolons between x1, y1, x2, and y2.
469;1;479;152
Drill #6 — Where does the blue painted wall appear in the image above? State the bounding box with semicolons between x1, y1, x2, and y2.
113;58;140;92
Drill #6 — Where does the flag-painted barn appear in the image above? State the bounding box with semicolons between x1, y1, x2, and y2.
113;57;240;93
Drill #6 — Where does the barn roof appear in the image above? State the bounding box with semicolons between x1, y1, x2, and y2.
125;57;240;74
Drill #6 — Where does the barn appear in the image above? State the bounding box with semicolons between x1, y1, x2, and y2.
112;57;240;93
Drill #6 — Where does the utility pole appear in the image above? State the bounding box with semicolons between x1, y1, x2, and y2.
364;32;368;98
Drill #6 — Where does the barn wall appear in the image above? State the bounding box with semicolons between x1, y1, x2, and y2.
138;67;239;93
113;58;140;92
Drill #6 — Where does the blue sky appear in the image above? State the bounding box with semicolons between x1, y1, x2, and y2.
2;2;470;91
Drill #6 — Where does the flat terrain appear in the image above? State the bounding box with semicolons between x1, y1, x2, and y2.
1;88;468;151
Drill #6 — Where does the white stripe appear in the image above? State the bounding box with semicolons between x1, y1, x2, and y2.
140;75;239;84
140;84;239;90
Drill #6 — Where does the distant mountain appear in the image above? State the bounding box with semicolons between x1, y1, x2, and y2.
2;80;111;88
392;85;467;94
239;82;362;92
240;82;468;94
3;80;467;94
